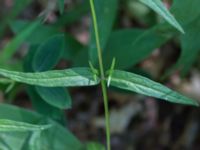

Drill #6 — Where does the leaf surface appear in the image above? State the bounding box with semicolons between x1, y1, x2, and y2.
110;70;199;106
89;0;118;64
104;27;170;69
35;87;71;109
32;34;65;72
10;20;58;45
0;20;40;63
86;142;105;150
140;0;184;33
0;68;100;87
0;119;51;132
0;104;84;150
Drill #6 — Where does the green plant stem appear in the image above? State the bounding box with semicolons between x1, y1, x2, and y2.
89;0;111;150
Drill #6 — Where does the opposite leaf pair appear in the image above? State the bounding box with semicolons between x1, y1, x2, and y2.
0;67;198;106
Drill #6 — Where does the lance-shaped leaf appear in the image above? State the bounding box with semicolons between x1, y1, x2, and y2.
0;119;51;132
139;0;184;33
10;20;58;45
110;70;199;106
0;68;100;87
0;20;40;63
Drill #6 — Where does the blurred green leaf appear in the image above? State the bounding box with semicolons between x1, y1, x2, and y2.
27;86;67;124
86;142;105;150
32;34;64;72
0;20;40;64
0;104;84;150
166;0;200;75
110;70;199;106
32;34;72;109
175;20;200;74
103;26;170;69
0;0;32;37
35;87;71;109
54;1;90;27
170;0;200;25
0;119;51;132
24;45;68;123
0;68;100;87
62;34;84;61
10;20;59;45
89;0;118;65
58;0;65;14
140;0;184;33
21;131;42;150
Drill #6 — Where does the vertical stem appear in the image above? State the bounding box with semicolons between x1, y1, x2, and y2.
89;0;111;150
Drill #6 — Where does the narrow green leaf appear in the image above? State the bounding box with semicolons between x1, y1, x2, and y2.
35;87;71;109
0;68;100;87
0;0;32;37
0;119;51;132
110;70;199;106
32;34;65;72
10;20;58;45
0;20;40;63
140;0;184;33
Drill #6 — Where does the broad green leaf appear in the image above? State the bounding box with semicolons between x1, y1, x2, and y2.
0;104;84;150
170;0;200;25
175;20;200;74
27;86;67;124
126;0;157;26
0;20;40;63
139;0;184;33
32;34;65;72
0;119;51;132
35;87;71;109
0;68;100;87
24;44;71;117
165;0;200;75
10;20;59;45
86;142;105;150
58;0;65;14
0;132;28;150
89;0;118;65
103;26;171;69
62;34;84;61
110;70;199;106
28;87;67;121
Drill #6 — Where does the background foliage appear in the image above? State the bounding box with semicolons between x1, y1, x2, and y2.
0;0;200;149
